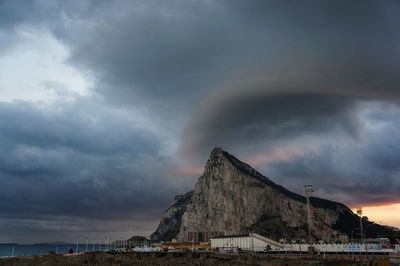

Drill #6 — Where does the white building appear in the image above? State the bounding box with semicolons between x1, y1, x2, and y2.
210;233;283;251
211;233;396;254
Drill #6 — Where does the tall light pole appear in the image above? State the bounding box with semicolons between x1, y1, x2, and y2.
357;208;364;244
304;185;313;244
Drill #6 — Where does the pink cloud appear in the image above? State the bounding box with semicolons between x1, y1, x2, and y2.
243;147;306;166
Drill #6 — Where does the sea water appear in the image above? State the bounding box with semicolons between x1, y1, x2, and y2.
0;244;108;258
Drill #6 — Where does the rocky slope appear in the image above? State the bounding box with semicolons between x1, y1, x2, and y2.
153;147;394;242
150;191;193;241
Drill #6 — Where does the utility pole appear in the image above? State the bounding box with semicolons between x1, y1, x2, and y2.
304;185;313;244
357;208;364;244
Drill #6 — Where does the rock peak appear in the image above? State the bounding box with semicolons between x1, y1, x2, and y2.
204;147;225;176
209;146;224;156
206;147;270;183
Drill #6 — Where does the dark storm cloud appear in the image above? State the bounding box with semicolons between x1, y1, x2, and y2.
67;0;241;109
0;0;37;27
0;101;156;156
22;0;400;197
4;0;400;112
181;86;365;157
37;0;399;156
0;99;186;242
264;142;400;207
65;0;400;110
256;103;400;206
179;0;400;157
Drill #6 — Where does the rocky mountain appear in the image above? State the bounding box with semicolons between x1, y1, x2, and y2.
152;147;395;242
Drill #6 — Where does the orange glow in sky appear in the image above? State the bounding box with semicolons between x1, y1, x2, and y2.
352;203;400;229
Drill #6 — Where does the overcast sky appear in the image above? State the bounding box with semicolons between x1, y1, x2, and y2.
1;0;400;243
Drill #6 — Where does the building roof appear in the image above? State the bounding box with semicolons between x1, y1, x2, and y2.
210;234;250;239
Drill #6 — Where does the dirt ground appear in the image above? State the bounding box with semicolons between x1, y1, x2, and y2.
0;251;392;266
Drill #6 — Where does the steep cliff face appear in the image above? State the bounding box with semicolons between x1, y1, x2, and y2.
153;147;394;242
150;191;193;241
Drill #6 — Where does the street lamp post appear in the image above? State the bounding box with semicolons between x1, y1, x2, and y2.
304;185;313;244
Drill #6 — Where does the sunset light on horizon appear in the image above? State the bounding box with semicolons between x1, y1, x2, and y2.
352;204;400;229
